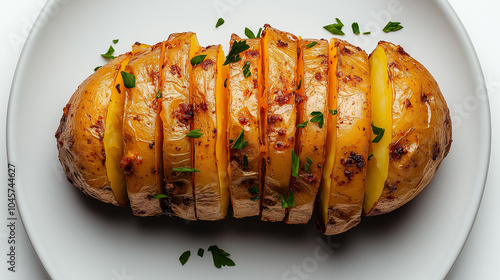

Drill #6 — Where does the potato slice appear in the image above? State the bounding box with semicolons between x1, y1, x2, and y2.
160;32;200;220
56;55;128;206
103;53;131;206
318;39;371;235
286;39;329;224
227;34;263;218
364;41;452;216
260;25;299;222
121;42;165;216
191;45;229;220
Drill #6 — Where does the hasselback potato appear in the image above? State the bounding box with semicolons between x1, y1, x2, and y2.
55;25;451;235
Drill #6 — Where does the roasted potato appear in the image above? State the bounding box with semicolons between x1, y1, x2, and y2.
363;41;452;216
55;54;129;206
56;27;452;235
260;25;299;222
121;42;164;216
318;39;371;235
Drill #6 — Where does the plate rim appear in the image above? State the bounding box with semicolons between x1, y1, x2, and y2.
5;0;492;279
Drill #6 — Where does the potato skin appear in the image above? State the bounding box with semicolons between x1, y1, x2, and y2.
366;41;452;216
320;40;371;235
55;55;128;206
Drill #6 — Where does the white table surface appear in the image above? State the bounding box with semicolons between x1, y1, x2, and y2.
1;0;498;279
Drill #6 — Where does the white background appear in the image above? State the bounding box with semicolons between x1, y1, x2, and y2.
1;0;499;279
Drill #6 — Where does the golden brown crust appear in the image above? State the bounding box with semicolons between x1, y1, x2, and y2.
366;41;452;216
55;55;128;206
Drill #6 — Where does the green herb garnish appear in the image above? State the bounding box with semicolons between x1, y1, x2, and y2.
197;248;205;257
186;129;203;138
179;250;191;265
297;121;308;128
328;109;337;116
383;21;403;33
242;60;251;78
224;78;227;88
207;245;235;268
310;111;324;128
248;185;259;196
305;41;318;48
231;129;248;150
223;40;250;65
156;89;162;99
173;167;201;173
276;189;295;209
191;55;207;66
94;66;101;71
121;71;136;88
371;122;385;143
363;31;371;35
305;156;313;174
243;155;248;170
113;39;119;44
250;196;259;201
153;194;168;199
101;45;116;59
256;27;262;38
297;77;302;90
368;153;374;161
323;18;345;36
292;150;300;179
215;18;225;28
245;27;256;39
352;22;360;35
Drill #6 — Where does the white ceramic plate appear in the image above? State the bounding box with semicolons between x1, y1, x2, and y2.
7;0;490;279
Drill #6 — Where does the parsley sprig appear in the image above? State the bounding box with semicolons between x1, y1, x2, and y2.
191;55;207;66
242;61;251;78
275;189;295;209
179;250;191;265
223;40;250;65
231;129;248;150
101;45;116;59
292;150;300;179
310;111;324;128
248;185;259;201
383;21;403;33
323;18;345;35
173;167;201;173
208;245;236;268
215;18;225;28
121;71;136;88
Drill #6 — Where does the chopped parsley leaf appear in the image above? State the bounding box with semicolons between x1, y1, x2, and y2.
121;71;135;88
186;129;203;138
371;122;385;143
191;55;207;66
292;150;299;179
207;245;235;268
310;111;324;128
173;167;201;173
179;250;191;265
383;21;403;33
231;129;248;150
